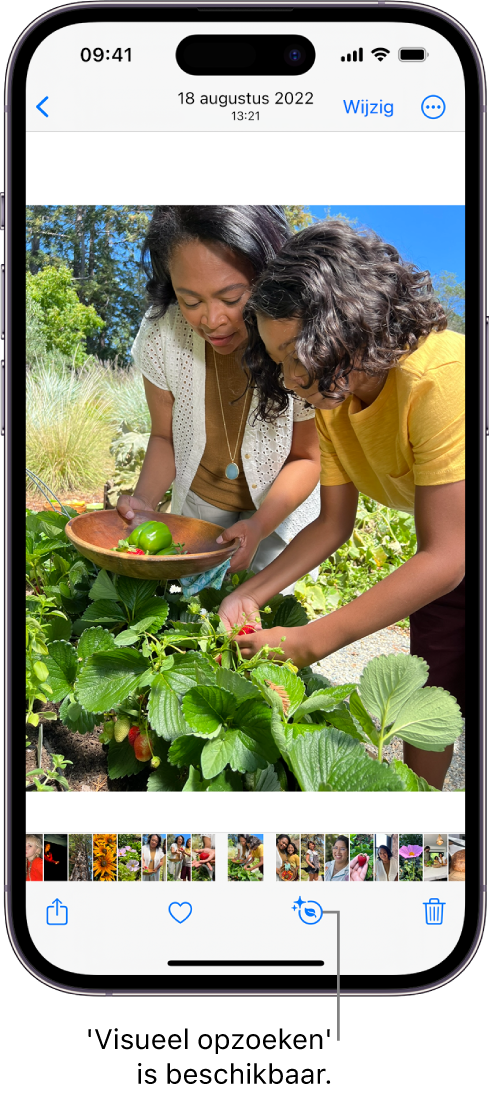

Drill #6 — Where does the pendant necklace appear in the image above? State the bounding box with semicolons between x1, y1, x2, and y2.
213;347;249;480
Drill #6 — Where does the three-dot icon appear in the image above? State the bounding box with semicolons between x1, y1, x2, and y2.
421;95;446;119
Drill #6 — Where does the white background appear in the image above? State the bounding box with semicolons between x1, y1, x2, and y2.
2;3;486;1094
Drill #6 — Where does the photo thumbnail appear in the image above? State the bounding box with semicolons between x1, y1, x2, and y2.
25;204;464;796
92;834;117;882
349;834;373;881
374;834;399;882
118;834;142;881
324;835;349;881
423;834;448;882
43;834;68;882
167;834;192;881
301;835;324;881
276;834;300;881
142;835;166;881
191;835;216;881
228;835;264;880
399;835;423;881
25;834;43;881
448;835;465;881
69;834;92;880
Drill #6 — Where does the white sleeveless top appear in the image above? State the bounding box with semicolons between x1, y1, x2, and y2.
131;305;320;542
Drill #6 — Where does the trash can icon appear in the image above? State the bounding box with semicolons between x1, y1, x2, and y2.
423;897;445;925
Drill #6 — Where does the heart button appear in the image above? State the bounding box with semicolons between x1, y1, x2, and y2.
168;901;192;923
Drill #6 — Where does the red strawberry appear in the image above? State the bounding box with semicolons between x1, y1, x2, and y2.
214;653;222;665
357;854;367;867
133;733;152;762
238;624;257;636
128;726;139;746
128;547;145;556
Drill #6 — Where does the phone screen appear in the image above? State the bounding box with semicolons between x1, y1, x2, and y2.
9;5;482;994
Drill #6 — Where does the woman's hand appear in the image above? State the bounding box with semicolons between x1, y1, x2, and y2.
216;519;262;572
235;624;311;668
117;494;153;523
219;590;262;634
349;854;369;882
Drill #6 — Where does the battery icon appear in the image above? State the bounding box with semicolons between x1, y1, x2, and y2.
399;48;428;61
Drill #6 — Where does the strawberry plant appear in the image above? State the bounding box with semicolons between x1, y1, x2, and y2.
26;508;464;793
228;861;263;881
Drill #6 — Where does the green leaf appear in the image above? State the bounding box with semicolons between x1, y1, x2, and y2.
251;663;305;716
164;652;211;694
233;697;278;763
271;595;309;628
88;570;120;602
131;597;169;632
300;668;333;696
116;576;159;613
148;672;190;741
44;614;72;642
254;764;282;791
159;631;199;650
349;690;379;746
81;600;127;625
287;726;406;791
182;686;237;738
294;684;355;720
147;755;187;791
107;737;147;779
59;697;98;735
168;734;203;768
206;769;242;791
77;649;150;712
359;653;428;727
77;626;116;659
215;668;261;701
201;732;235;779
323;705;368;742
182;765;209;791
33;660;49;682
43;640;78;702
270;709;291;758
114;630;140;647
390;759;440;792
387;686;463;751
228;730;267;774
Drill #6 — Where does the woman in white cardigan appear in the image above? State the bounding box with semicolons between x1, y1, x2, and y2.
142;834;166;882
118;207;320;574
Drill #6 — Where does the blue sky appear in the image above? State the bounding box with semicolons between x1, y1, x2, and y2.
307;206;465;282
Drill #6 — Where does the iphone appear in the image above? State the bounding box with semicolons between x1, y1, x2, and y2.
5;3;484;994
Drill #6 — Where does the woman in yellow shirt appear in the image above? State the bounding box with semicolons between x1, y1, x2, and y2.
220;221;465;789
243;836;264;875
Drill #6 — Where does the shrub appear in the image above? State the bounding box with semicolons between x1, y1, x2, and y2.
26;363;114;494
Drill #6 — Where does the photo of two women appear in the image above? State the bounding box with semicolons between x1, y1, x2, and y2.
26;203;464;793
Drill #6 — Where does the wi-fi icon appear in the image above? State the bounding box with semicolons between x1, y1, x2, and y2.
371;47;390;61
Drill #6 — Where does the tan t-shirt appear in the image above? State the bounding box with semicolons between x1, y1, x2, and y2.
316;330;465;513
191;343;254;511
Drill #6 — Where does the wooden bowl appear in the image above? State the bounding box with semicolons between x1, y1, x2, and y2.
65;509;239;579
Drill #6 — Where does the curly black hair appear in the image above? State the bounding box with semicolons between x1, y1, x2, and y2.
377;844;393;860
243;220;447;421
143;206;291;318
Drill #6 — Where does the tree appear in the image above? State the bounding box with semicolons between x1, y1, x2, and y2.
26;206;153;363
283;205;314;231
26;264;104;363
433;271;465;333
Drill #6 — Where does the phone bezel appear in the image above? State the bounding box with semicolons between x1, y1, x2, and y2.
5;2;485;996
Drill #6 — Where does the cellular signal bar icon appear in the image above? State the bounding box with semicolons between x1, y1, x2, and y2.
341;48;363;62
